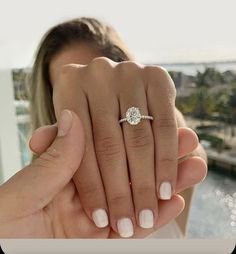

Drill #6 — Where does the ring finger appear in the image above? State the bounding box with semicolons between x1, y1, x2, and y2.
118;63;157;229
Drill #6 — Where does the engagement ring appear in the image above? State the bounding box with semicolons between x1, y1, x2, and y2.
119;107;153;125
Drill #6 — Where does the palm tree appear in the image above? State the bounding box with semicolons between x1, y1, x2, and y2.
188;87;215;122
194;67;224;88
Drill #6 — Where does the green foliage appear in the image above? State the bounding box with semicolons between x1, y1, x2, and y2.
176;97;193;114
228;85;236;110
177;87;215;118
177;68;236;120
12;69;28;100
189;87;215;118
213;84;236;123
194;67;224;88
198;133;224;149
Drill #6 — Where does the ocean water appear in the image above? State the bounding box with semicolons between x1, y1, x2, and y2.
187;169;236;238
161;62;236;75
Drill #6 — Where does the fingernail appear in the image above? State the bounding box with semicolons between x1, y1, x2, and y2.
58;110;73;137
159;182;172;200
117;218;134;238
92;209;109;228
139;209;154;229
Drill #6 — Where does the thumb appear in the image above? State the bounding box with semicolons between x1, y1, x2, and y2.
0;110;85;221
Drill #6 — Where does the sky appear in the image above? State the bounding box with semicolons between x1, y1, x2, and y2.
0;0;236;68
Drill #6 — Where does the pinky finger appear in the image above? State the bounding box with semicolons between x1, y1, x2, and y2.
176;156;207;193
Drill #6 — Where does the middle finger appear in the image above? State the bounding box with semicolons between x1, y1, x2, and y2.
87;59;136;238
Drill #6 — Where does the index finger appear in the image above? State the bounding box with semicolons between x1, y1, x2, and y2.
52;65;110;229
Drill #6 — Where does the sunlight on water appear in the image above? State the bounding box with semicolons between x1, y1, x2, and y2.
188;170;236;238
215;190;236;227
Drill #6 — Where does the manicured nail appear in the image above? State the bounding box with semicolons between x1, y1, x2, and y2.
159;182;172;200
58;110;73;137
139;209;154;229
117;218;134;238
92;209;109;228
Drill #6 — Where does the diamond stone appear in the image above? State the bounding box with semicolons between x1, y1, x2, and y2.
126;107;141;125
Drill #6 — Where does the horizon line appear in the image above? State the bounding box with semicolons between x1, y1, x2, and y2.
146;60;236;66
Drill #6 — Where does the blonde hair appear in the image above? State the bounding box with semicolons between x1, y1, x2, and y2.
28;17;134;133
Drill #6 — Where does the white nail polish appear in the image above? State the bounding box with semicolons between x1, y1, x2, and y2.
139;209;154;229
117;218;134;238
159;182;172;200
92;209;109;228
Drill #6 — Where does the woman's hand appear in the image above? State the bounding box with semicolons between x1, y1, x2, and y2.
0;110;206;238
51;58;207;237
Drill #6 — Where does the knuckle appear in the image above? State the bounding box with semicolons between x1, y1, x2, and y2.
36;147;62;167
90;57;114;69
127;128;154;149
118;61;140;70
96;136;123;163
80;184;104;199
156;116;177;129
88;57;115;82
59;64;79;78
56;64;86;89
159;156;177;167
93;108;115;123
144;65;176;97
34;147;74;175
108;193;131;207
135;185;155;196
116;61;142;77
144;65;169;78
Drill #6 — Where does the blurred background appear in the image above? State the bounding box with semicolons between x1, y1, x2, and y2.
0;0;236;238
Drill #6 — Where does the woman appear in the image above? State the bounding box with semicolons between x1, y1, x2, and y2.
0;17;207;238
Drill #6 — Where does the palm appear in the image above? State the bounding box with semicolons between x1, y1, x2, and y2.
2;178;183;238
1;180;109;238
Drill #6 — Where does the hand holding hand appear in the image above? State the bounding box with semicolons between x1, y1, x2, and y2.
0;110;206;238
51;58;207;237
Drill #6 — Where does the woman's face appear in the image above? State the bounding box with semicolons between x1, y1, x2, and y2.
49;43;102;85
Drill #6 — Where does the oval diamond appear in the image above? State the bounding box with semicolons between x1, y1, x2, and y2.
126;107;141;125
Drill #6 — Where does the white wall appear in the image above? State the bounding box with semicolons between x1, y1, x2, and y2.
0;69;21;183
